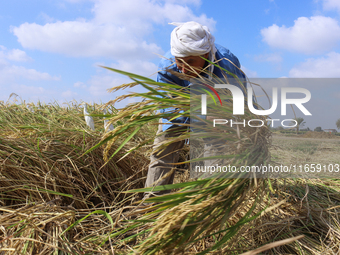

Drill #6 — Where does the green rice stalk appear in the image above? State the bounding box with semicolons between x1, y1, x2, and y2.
95;59;273;254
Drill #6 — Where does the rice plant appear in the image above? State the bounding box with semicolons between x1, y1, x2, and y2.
92;61;275;254
0;101;149;254
1;62;340;254
92;60;340;254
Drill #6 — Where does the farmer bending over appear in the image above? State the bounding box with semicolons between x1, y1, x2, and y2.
144;21;246;196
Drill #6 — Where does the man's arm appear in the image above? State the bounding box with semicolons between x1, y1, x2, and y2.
156;53;190;132
214;44;246;91
156;53;189;88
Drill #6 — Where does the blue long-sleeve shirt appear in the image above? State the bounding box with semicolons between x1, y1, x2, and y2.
157;44;246;131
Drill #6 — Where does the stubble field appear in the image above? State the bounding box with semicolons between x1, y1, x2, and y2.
271;133;340;178
1;97;340;254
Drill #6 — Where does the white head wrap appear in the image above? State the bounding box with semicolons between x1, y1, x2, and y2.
170;21;216;58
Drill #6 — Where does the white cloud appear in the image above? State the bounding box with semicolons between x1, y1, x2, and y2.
38;12;56;23
64;0;91;2
12;21;162;60
0;47;8;66
289;52;340;77
323;0;340;12
12;0;215;59
164;0;201;5
17;84;46;94
92;0;214;30
0;58;7;69
0;65;60;83
7;49;32;62
87;75;128;97
241;65;258;78
87;75;146;108
0;46;60;84
109;60;158;76
261;16;340;54
0;46;31;62
6;0;215;104
62;90;78;97
254;53;282;63
74;81;87;88
86;59;157;97
0;84;48;102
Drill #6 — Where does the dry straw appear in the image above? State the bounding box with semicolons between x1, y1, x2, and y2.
1;60;340;254
97;58;340;254
0;101;149;254
97;60;274;254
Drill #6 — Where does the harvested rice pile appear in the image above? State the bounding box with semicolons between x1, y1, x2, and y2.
94;67;340;254
0;102;150;254
0;102;149;209
1;67;340;254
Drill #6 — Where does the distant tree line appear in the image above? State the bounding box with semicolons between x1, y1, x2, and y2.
269;117;340;134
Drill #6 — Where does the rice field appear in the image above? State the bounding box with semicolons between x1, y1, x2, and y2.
270;133;340;179
1;69;340;254
271;133;340;166
0;100;152;254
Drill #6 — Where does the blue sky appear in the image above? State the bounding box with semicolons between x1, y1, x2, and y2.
0;0;340;129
